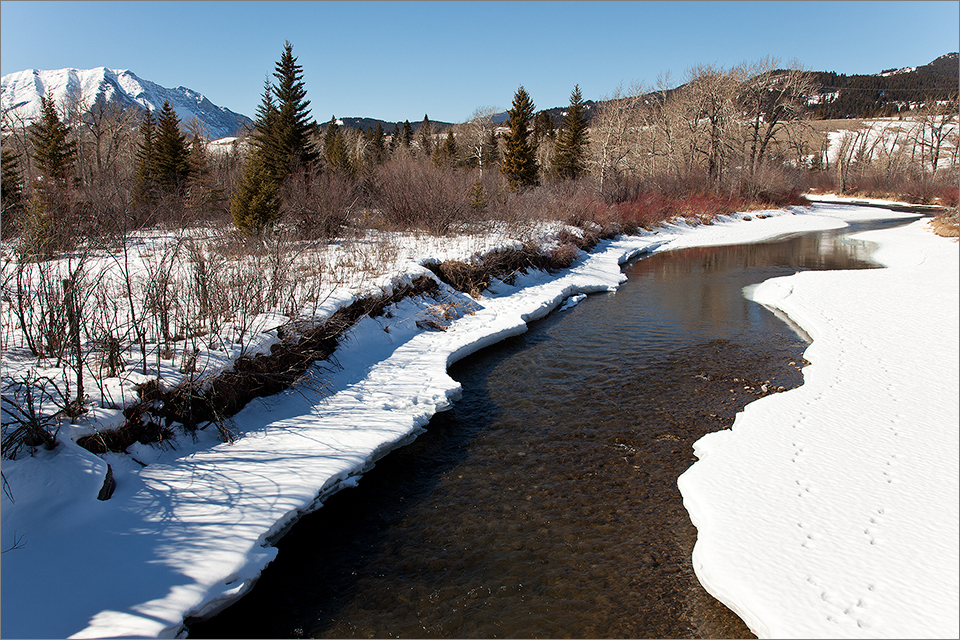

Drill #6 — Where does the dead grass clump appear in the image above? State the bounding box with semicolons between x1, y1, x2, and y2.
426;260;488;298
931;208;959;238
426;242;566;298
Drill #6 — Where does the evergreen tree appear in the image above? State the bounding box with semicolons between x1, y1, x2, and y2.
185;127;220;215
266;40;319;176
232;41;318;234
434;129;458;167
501;86;538;188
553;85;590;180
418;114;433;156
482;130;500;169
29;95;77;185
231;154;280;235
390;123;400;152
468;178;487;213
250;41;318;181
133;108;158;204
372;122;387;164
1;146;25;219
401;120;414;148
323;116;351;173
153;101;192;196
251;78;280;177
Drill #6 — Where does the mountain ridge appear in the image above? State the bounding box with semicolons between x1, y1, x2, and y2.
1;67;253;139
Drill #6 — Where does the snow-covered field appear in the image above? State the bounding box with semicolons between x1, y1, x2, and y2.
1;200;957;638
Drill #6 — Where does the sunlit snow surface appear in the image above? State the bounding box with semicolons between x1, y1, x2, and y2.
679;212;959;638
1;201;956;638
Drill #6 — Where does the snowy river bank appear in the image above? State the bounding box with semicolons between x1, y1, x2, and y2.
1;199;956;638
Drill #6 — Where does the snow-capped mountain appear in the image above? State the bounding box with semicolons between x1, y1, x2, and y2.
1;68;252;139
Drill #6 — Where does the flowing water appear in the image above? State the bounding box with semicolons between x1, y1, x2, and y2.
189;217;915;639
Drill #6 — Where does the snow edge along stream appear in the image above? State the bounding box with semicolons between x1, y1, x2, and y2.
1;203;929;639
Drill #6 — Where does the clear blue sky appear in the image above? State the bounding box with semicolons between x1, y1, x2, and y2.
2;1;958;123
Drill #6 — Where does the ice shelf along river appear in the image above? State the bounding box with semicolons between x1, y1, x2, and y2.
2;200;956;639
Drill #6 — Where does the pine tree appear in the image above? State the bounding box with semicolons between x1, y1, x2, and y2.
133;108;158;204
153;101;192;196
1;146;25;220
434;129;458;167
372;122;387;164
249;41;318;182
390;123;400;152
418;114;433;156
553;85;590;181
251;78;280;178
323;116;351;173
268;40;319;175
231;154;280;235
29;95;77;186
232;41;318;234
468;178;487;213
401;120;414;148
501;86;539;188
482;130;500;169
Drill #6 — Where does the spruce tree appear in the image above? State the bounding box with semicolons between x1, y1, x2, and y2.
133;108;158;204
553;84;590;181
232;41;318;234
372;122;387;164
231;154;280;235
153;101;192;196
401;120;414;148
268;40;319;175
251;78;281;178
248;41;318;183
1;146;25;220
482;130;500;169
29;95;77;186
390;123;400;152
434;129;458;167
418;114;433;156
323;116;351;174
501;86;538;188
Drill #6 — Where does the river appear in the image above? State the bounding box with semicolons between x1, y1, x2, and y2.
189;217;914;639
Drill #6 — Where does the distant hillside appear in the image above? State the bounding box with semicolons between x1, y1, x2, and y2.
805;52;958;119
321;116;455;135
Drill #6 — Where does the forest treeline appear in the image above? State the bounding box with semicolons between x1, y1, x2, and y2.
0;42;957;459
2;42;958;253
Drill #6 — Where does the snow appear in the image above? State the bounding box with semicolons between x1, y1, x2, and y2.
1;68;251;138
2;202;957;638
678;215;959;638
823;117;958;169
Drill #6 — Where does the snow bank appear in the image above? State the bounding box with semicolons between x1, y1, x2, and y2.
678;218;959;638
1;203;940;638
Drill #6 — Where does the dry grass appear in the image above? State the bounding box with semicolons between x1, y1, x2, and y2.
930;209;959;238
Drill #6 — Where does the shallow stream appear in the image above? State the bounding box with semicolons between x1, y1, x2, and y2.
190;217;914;638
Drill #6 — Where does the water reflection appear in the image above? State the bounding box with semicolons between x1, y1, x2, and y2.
189;218;914;639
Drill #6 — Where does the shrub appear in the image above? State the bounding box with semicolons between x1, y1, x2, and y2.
281;168;359;241
370;157;473;234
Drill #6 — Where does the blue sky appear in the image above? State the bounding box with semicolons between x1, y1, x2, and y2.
2;1;957;123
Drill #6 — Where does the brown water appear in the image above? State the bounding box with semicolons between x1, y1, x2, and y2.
189;218;913;639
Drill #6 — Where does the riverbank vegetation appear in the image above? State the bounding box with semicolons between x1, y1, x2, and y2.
2;42;957;459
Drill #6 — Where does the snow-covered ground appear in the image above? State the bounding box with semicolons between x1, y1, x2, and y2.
1;200;956;638
678;206;959;638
